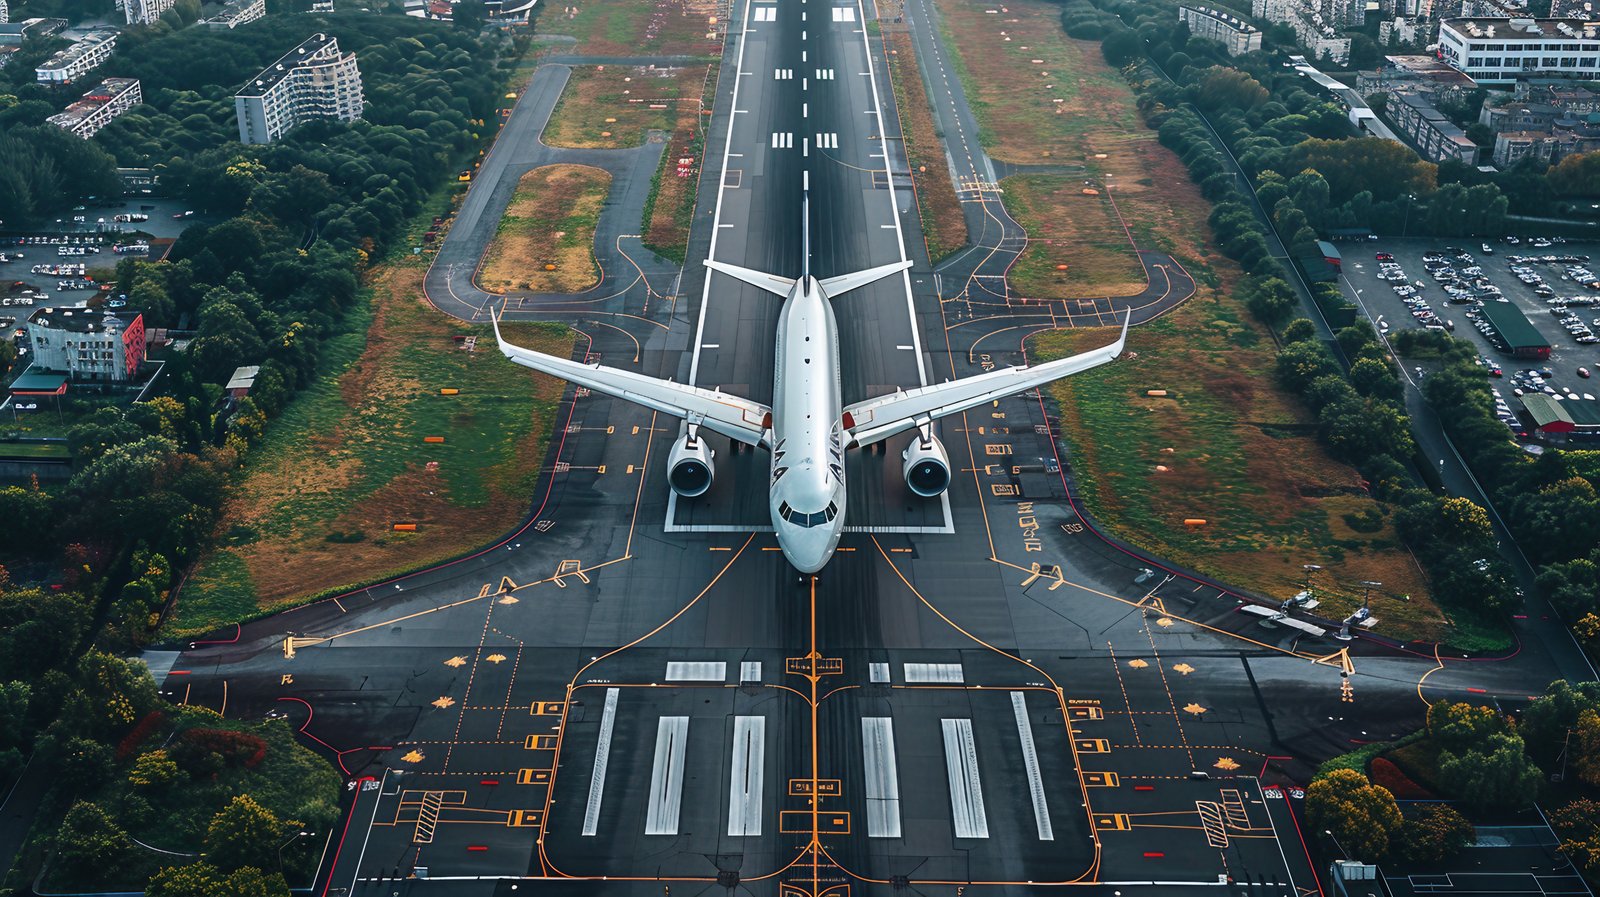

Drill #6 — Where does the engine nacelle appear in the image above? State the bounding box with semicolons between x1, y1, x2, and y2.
901;433;951;498
667;432;716;498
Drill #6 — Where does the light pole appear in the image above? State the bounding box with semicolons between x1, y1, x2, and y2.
276;830;312;871
1358;580;1383;610
1324;829;1353;861
1401;193;1416;238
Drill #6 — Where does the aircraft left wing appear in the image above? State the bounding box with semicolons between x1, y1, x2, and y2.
492;311;771;447
844;315;1129;448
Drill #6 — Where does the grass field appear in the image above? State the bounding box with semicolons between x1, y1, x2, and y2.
479;164;611;294
1031;312;1441;639
935;0;1218;291
882;29;966;264
534;0;721;58
543;64;707;150
171;247;574;638
1002;174;1148;297
0;441;70;460
642;63;715;263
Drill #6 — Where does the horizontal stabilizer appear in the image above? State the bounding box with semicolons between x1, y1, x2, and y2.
704;260;795;298
818;260;913;299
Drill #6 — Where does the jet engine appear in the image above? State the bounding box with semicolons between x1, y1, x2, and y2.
901;432;951;498
667;430;716;498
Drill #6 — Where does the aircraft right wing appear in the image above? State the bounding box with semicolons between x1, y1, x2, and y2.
492;311;771;447
844;315;1129;448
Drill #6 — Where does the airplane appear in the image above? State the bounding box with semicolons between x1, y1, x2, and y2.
492;195;1129;573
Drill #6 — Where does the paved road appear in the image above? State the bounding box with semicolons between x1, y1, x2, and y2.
158;5;1589;897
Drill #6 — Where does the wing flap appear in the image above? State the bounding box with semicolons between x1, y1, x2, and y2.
817;260;913;299
492;311;769;447
703;260;796;298
846;316;1128;447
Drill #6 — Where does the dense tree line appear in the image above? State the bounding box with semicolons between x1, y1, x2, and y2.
0;15;521;894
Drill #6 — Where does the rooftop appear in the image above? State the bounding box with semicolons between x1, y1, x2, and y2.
236;32;339;98
1478;299;1550;349
1443;16;1600;39
47;77;139;129
37;29;116;72
1180;5;1260;32
28;306;141;334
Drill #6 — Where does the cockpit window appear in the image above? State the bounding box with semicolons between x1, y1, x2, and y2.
779;501;839;528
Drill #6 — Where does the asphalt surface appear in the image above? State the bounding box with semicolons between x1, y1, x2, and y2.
156;4;1595;896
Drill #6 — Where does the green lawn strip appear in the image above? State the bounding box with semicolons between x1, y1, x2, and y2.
0;441;70;460
40;711;340;892
1001;174;1146;296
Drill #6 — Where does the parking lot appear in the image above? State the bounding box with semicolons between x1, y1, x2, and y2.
1340;237;1600;437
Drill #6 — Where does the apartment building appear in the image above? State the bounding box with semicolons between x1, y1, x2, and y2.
124;0;176;24
1252;0;1352;62
1439;17;1600;83
27;307;146;383
234;33;363;144
1494;127;1600;165
0;0;8;24
47;77;142;138
202;0;265;28
1388;91;1481;163
1178;6;1264;55
35;30;116;84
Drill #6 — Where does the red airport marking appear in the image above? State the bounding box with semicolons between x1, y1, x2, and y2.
1134;785;1154;791
481;779;499;786
1144;852;1165;858
168;670;190;675
1513;615;1528;619
368;746;392;751
1467;687;1487;693
467;845;488;852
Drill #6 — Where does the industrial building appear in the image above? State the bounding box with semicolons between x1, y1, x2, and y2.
1521;393;1600;435
1477;300;1551;359
1439;17;1600;83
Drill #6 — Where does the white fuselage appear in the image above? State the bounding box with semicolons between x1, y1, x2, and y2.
768;275;847;572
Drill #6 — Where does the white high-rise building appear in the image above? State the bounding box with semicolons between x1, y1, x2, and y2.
234;33;363;144
124;0;176;25
47;77;142;138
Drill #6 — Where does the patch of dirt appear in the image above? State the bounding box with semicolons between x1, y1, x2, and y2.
536;0;721;58
1003;174;1148;297
479;164;611;294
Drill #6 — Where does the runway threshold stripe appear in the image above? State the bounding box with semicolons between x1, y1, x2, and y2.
941;718;990;839
862;717;902;838
1010;692;1054;841
645;716;690;835
580;687;620;837
727;716;765;836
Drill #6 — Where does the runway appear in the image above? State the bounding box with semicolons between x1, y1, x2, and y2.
155;0;1592;894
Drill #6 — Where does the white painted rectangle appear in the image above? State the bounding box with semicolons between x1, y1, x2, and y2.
862;717;902;838
581;687;620;836
753;6;776;20
904;662;963;683
816;68;835;79
774;68;793;79
1011;691;1054;840
727;716;765;836
831;5;855;19
740;661;762;682
645;716;690;835
941;718;989;839
815;132;838;148
666;661;726;681
869;662;890;683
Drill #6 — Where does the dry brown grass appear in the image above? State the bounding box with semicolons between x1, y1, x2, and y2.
884;31;966;263
479;164;611;294
534;0;721;58
1003;174;1147;298
544;64;707;150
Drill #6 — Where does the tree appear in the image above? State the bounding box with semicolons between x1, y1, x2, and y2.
54;802;130;870
1101;29;1146;67
1427;701;1508;751
1306;769;1401;862
452;0;487;29
1281;318;1319;344
1286;138;1437;204
1552;799;1600;876
1350;357;1402;401
206;795;284;872
1549;151;1600;196
147;862;289;897
129;749;179;790
1437;733;1542;812
1399;804;1474;863
1277;340;1340;391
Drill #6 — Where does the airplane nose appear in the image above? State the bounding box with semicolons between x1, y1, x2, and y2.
783;540;830;574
